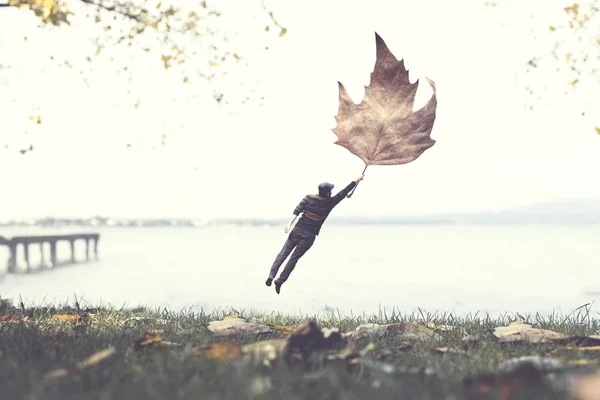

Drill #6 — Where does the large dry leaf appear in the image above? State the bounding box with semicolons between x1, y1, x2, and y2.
207;316;272;337
43;346;116;381
331;32;437;166
493;322;566;343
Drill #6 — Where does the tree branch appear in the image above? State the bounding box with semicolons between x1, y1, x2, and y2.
78;0;142;22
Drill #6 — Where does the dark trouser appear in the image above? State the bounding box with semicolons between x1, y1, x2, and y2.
269;227;316;284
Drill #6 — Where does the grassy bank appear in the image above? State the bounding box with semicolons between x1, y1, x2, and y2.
1;302;600;399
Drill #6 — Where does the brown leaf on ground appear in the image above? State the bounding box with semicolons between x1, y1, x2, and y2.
283;320;348;363
207;316;272;337
52;314;86;323
493;322;566;343
127;331;179;356
43;346;116;381
0;313;29;324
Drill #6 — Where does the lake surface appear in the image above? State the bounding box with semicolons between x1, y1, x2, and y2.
0;224;599;318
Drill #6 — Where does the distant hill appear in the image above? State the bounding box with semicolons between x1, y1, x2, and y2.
326;199;600;225
407;199;600;224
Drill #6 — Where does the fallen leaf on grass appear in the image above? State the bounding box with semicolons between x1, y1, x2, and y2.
0;313;29;324
52;314;86;323
43;346;116;381
207;316;272;337
127;331;179;356
493;322;566;343
284;320;347;363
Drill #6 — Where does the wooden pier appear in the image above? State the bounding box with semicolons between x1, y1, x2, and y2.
0;233;99;273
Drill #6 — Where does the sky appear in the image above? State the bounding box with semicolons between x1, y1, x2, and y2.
0;0;598;220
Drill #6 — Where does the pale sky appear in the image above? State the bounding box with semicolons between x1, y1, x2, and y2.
0;0;598;220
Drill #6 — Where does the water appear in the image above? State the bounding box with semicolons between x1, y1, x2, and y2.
0;224;599;318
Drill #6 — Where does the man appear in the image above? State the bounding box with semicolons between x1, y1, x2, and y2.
266;174;365;294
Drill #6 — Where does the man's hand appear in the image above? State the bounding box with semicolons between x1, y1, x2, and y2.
284;224;291;233
354;174;365;183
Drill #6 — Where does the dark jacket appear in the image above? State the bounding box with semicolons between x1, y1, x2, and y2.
292;181;357;235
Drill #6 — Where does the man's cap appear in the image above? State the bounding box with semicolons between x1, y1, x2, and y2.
318;182;334;191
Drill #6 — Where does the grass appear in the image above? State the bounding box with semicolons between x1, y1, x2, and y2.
1;300;600;399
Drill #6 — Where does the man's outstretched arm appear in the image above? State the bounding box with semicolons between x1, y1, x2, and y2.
331;175;364;205
284;195;309;233
284;215;297;233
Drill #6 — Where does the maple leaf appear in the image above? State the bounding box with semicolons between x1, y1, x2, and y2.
332;32;437;166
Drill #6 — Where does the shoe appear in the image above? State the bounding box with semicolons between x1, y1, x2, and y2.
275;281;282;294
265;278;273;287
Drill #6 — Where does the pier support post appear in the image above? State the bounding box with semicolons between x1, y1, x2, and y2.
69;240;75;263
86;238;90;261
40;242;45;267
94;238;98;260
23;243;30;271
8;243;17;272
50;241;57;266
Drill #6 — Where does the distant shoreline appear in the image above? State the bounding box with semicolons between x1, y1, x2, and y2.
1;216;600;228
2;200;599;227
